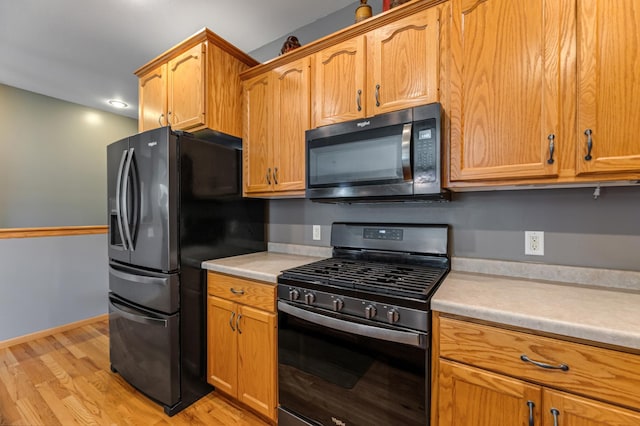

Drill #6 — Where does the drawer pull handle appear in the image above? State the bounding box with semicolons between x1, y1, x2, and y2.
527;401;535;426
520;354;569;371
230;288;245;295
550;408;560;426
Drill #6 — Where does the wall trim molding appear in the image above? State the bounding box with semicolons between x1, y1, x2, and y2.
0;313;108;349
0;225;107;239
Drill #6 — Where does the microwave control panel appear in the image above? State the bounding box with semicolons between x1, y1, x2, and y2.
413;118;439;189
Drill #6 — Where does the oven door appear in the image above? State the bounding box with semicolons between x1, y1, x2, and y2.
277;301;429;426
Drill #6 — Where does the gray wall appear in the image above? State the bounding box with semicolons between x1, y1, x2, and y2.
0;234;108;341
269;185;640;272
249;1;383;63
0;84;136;341
0;83;138;228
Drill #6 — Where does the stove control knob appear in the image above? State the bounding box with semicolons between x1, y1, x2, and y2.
288;289;300;301
304;292;316;305
364;305;377;319
332;298;344;312
387;309;400;324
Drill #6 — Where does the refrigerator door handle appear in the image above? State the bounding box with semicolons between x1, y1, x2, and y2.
115;149;129;251
121;147;135;251
109;298;168;328
109;266;171;287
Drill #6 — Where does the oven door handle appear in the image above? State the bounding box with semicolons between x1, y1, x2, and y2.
278;301;426;349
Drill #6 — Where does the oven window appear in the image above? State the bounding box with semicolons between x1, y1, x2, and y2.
278;310;427;426
308;125;405;187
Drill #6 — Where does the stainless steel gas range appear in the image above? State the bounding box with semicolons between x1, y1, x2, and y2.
277;222;449;426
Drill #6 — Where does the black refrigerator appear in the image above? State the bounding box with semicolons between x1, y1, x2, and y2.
106;127;265;416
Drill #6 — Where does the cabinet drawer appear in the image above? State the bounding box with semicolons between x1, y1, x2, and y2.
438;316;640;409
207;272;276;313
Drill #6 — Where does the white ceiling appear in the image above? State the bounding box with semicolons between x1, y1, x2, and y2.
0;0;356;119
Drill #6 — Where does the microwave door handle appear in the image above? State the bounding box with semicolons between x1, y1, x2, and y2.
115;149;129;250
278;301;426;349
401;123;413;180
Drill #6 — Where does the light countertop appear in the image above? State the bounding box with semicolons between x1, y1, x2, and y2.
202;250;327;284
433;268;640;351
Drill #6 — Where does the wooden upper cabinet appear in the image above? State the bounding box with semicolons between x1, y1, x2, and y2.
312;36;366;127
575;0;640;176
449;0;562;182
135;28;257;136
313;7;442;127
242;57;309;197
272;57;310;193
367;7;440;115
138;64;167;132
243;73;272;194
167;43;206;131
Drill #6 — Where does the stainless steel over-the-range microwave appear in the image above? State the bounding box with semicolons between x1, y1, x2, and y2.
305;102;448;202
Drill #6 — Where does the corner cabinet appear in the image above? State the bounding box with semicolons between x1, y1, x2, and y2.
242;57;309;197
447;0;640;187
432;314;640;426
207;272;277;422
135;28;258;136
312;6;442;127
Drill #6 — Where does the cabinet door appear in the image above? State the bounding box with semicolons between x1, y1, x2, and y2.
449;0;563;181
543;389;640;426
168;42;206;130
312;36;366;127
207;296;238;396
272;57;310;193
242;73;273;194
138;63;167;132
367;7;440;114
438;360;541;426
237;305;277;421
575;0;640;176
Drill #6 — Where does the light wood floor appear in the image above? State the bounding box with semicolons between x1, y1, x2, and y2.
0;319;268;425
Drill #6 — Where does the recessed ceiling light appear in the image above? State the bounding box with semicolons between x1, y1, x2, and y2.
108;99;128;108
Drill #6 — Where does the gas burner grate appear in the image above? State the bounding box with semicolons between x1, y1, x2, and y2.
280;258;447;300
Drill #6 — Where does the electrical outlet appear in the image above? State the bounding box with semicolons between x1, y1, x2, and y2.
525;231;544;256
312;225;321;241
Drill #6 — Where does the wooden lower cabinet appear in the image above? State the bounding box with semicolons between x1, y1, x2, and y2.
438;360;541;426
207;273;277;422
433;313;640;426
